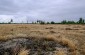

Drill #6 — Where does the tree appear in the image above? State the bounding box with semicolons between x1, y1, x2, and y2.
8;19;13;24
78;18;83;24
11;19;13;23
47;22;50;24
51;21;55;24
82;19;85;24
78;18;85;24
61;20;67;24
37;20;39;23
37;20;41;24
32;22;35;24
40;21;45;24
67;21;75;24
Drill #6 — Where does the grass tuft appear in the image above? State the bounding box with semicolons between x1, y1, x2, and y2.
54;50;66;55
18;48;29;55
60;37;77;51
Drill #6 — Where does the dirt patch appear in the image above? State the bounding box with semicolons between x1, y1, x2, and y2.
65;28;79;30
45;27;54;29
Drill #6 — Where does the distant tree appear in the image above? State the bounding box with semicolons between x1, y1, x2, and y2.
37;20;41;24
82;19;85;24
37;20;39;23
11;19;13;23
40;21;45;24
8;19;13;24
78;18;85;24
32;22;35;24
61;20;67;24
60;18;85;24
78;18;83;24
67;21;75;24
47;22;50;24
51;21;55;24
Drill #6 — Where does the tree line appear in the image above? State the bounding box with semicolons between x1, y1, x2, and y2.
34;18;85;24
0;18;85;24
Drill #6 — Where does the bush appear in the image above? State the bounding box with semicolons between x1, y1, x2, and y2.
40;21;45;24
47;22;50;24
78;18;85;24
51;21;55;24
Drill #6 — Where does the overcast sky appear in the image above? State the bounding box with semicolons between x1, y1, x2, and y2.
0;0;85;23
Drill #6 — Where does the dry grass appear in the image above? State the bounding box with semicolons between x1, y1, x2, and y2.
0;24;84;55
59;37;77;51
54;50;66;55
18;48;29;55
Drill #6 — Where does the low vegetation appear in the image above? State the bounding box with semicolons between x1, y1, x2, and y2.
36;18;85;24
0;24;84;55
0;18;85;24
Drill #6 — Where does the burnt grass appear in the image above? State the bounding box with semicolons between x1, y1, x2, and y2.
0;37;70;55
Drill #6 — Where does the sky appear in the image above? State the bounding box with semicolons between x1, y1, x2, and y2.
0;0;85;23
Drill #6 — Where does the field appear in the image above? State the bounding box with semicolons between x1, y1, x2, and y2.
0;24;85;55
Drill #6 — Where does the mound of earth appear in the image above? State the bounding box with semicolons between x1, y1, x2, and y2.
0;36;76;55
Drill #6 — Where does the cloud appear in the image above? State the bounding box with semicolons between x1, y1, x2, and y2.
0;0;85;23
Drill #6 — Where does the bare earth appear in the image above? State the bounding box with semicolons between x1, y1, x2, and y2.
0;24;85;55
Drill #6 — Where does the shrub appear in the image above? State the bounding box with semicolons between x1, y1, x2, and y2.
40;21;45;24
51;21;55;24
